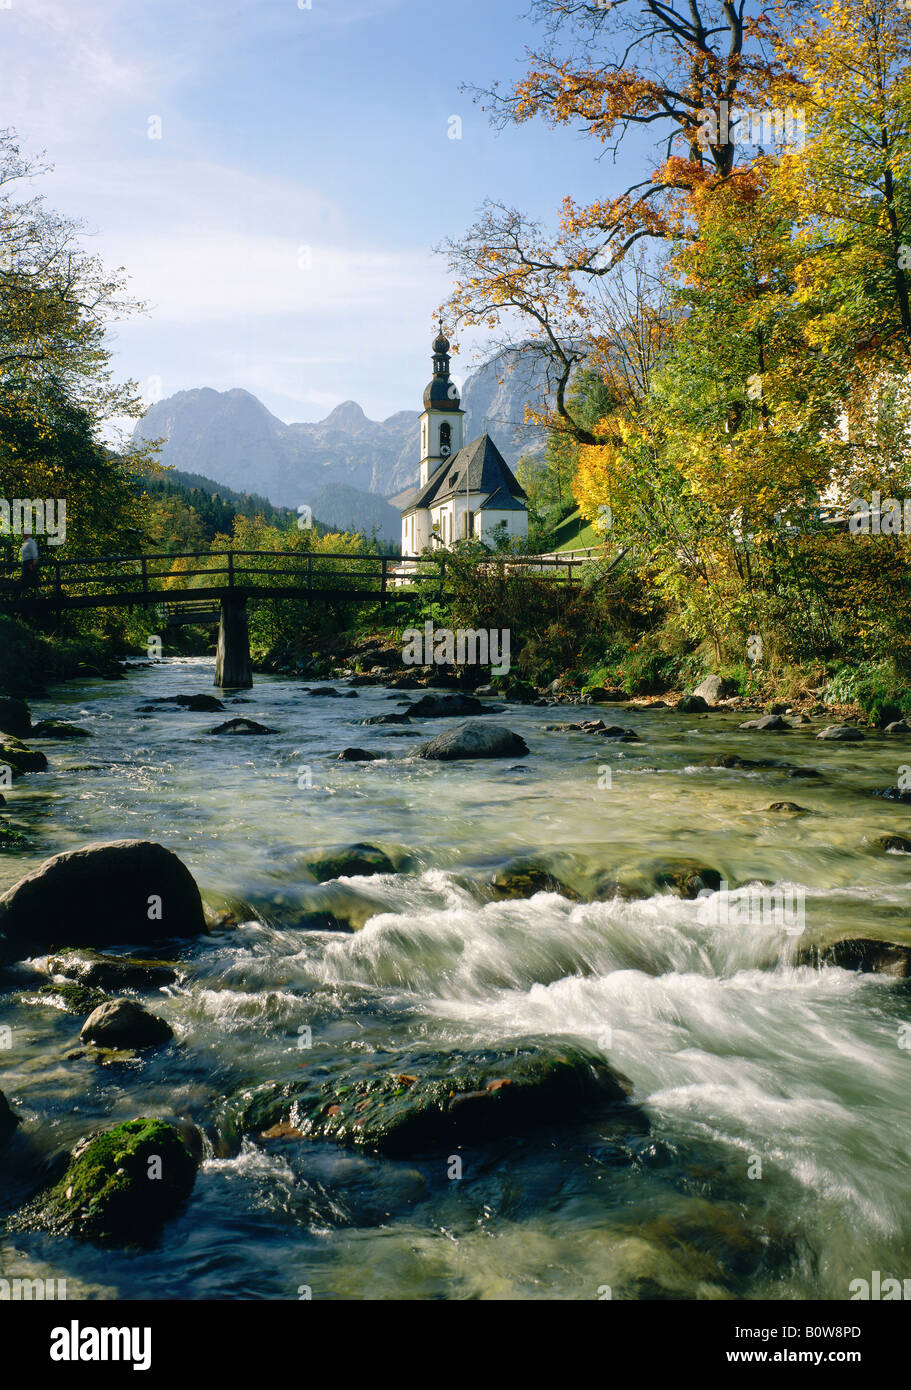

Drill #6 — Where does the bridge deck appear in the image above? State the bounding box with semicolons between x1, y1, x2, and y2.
0;548;589;614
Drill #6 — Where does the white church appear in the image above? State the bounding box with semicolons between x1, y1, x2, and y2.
394;327;528;557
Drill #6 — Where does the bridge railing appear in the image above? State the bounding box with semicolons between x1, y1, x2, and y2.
0;548;588;608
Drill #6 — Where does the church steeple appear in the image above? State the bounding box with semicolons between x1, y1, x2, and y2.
423;323;461;412
419;322;464;485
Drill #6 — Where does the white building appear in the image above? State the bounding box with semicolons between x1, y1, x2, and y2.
394;328;528;557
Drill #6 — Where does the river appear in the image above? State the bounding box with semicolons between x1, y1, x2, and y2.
2;656;910;1300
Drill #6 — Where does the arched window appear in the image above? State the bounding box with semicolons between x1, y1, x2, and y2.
439;422;451;452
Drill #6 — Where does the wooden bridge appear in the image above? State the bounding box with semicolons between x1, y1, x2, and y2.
0;548;589;689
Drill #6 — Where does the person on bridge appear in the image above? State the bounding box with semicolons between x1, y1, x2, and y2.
19;532;39;590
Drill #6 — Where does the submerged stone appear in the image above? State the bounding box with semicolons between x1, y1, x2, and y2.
488;858;579;902
307;843;396;880
224;1038;640;1157
14;1118;200;1244
653;863;723;899
877;834;911;853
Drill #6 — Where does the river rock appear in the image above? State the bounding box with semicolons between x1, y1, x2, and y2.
403;693;492;718
80;999;173;1048
0;840;207;959
706;754;776;769
226;1038;640;1157
0;737;48;777
417;722;529;761
148;694;226;712
677;695;709;713
362;712;412;725
800;938;911;977
0;698;32;739
336;748;380;762
653;863;722;898
763;801;811;814
885;720;911;734
874;787;911;803
208;718;273;734
306;687;343;697
46;948;178;991
788;768;823;779
877;835;911;853
15;1118;200;1244
488;858;579;901
307;843;396;880
739;715;790;731
28;720;91;739
585;687;629;703
0;1088;19;1145
692;674;729;706
816;724;864;741
593;725;640;741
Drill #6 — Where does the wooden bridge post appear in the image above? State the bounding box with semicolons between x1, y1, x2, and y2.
214;596;252;689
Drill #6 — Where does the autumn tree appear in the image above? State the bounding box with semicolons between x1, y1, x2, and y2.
441;0;806;443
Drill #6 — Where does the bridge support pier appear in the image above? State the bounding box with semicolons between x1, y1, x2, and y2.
215;597;252;689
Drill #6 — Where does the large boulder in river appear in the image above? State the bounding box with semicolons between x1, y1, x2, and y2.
799;938;911;977
223;1038;641;1157
80;999;173;1048
0;840;206;959
0;697;32;738
13;1118;200;1245
417;722;529;761
816;724;864;741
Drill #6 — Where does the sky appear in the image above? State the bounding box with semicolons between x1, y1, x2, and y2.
0;0;643;427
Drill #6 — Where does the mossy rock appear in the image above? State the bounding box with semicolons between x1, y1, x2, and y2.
0;826;27;850
46;948;178;991
488;858;579;902
29;720;91;739
223;1038;640;1157
0;737;48;778
652;863;722;899
34;980;109;1014
306;843;396;881
14;1118;200;1244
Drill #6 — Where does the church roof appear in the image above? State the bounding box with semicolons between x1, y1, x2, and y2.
401;433;527;515
479;486;527;511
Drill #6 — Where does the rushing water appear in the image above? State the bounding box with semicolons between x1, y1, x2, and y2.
2;656;911;1300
